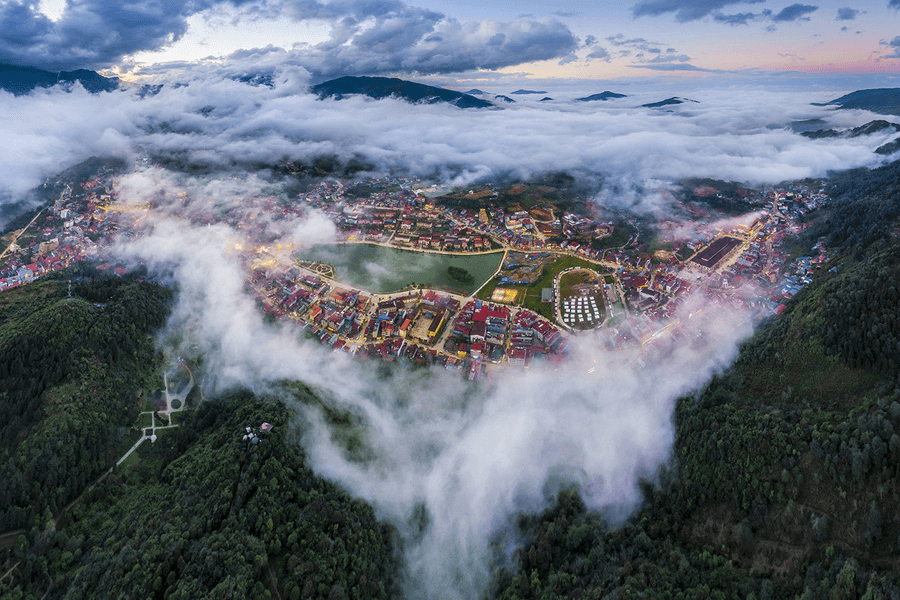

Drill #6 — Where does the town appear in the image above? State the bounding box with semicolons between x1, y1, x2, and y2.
0;166;833;376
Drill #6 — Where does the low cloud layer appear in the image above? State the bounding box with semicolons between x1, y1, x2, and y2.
0;76;893;225
6;70;892;598
111;196;758;599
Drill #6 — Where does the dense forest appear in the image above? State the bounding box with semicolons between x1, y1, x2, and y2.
489;204;900;597
0;267;172;533
0;271;398;600
803;158;900;255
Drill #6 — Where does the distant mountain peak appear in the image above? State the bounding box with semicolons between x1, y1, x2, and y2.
0;63;118;95
510;89;547;95
494;94;515;103
800;119;900;140
310;76;494;109
642;97;698;109
575;91;627;102
813;88;900;116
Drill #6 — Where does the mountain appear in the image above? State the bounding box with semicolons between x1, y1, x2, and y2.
642;97;698;108
310;76;493;108
57;69;119;93
876;138;900;155
510;89;547;95
540;97;553;102
801;128;841;139
801;119;900;140
0;63;118;95
849;119;900;136
464;88;485;95
788;118;829;133
494;94;515;103
575;91;627;102
814;88;900;116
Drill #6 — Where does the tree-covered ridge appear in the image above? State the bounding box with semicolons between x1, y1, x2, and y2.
0;269;173;533
816;244;900;372
491;239;900;600
4;392;399;600
804;158;900;254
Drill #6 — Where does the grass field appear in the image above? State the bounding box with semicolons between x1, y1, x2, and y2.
477;254;611;321
523;256;610;320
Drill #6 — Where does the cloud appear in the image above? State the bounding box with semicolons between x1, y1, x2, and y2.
108;192;761;599
586;47;611;61
771;3;818;22
712;11;759;24
0;0;262;71
0;0;578;77
4;72;897;599
630;62;714;71
0;77;890;219
605;35;707;70
881;36;900;58
275;13;578;77
710;3;818;27
632;0;765;22
835;7;861;20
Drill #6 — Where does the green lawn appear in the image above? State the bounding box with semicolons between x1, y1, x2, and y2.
477;254;610;319
523;256;609;320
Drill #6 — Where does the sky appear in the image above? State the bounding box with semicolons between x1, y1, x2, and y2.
2;1;900;597
1;0;898;88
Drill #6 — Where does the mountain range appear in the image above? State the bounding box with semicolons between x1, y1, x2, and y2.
310;76;493;108
0;63;119;95
575;91;627;102
814;88;900;116
642;97;699;109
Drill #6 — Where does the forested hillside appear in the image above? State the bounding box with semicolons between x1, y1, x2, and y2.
0;274;399;600
0;268;172;533
4;393;399;600
804;158;900;254
490;247;900;599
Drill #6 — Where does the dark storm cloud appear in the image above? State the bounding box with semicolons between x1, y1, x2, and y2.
0;0;258;71
835;7;861;20
771;3;818;21
272;1;579;77
0;0;577;77
631;0;765;22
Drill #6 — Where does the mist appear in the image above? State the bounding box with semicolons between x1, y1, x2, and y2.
2;71;885;597
109;183;758;598
1;73;895;223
